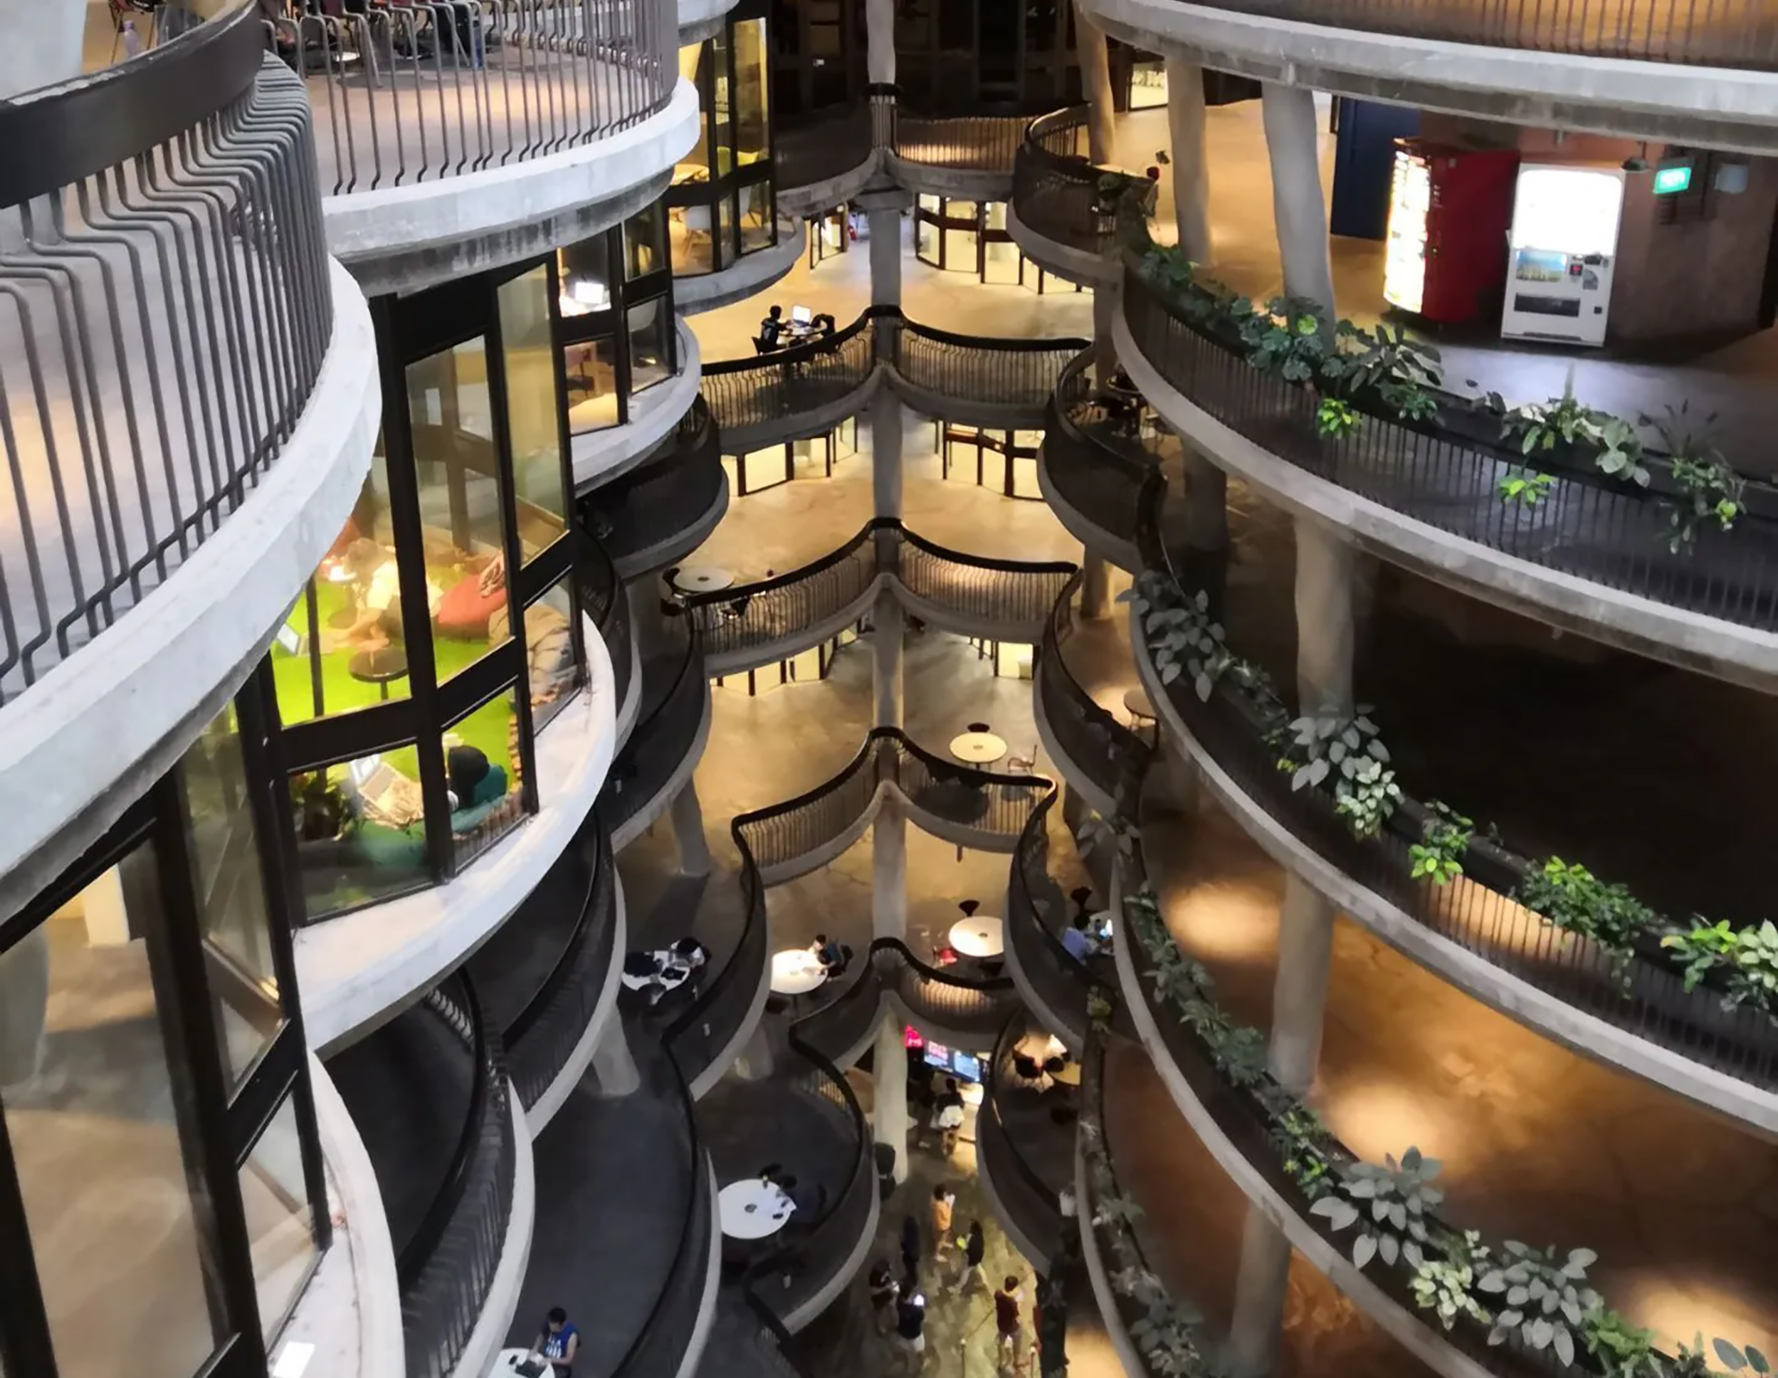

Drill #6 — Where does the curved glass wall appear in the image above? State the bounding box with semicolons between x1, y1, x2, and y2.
0;684;328;1378
556;206;680;436
272;260;598;925
669;1;778;275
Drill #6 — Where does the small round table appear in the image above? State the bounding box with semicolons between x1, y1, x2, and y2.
719;1179;794;1240
492;1349;541;1375
349;646;410;701
949;730;1008;765
771;949;828;996
674;565;734;594
949;915;1004;958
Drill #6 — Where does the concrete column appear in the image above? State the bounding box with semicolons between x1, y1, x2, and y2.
1260;83;1336;323
1080;551;1109;620
1226;1202;1292;1377
1073;1;1115;164
872;1012;910;1183
1292;516;1355;714
669;784;711;878
1269;872;1335;1093
587;1015;641;1097
872;792;907;941
871;390;903;521
0;0;83;100
1091;284;1119;386
1165;57;1213;265
868;206;903;309
864;0;894;85
872;586;903;730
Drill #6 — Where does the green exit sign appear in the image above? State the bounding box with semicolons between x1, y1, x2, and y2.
1653;163;1693;194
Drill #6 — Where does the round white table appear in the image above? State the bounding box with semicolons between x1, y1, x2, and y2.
771;949;828;996
950;730;1008;765
674;565;734;593
949;915;1004;958
492;1349;544;1374
719;1179;795;1239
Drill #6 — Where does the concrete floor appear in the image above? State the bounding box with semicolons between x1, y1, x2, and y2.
690;217;1097;365
1141;794;1778;1358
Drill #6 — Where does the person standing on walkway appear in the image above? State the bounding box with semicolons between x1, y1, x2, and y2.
994;1276;1025;1374
900;1211;922;1289
954;1219;987;1297
869;1259;900;1335
931;1076;966;1156
894;1286;928;1374
930;1183;955;1254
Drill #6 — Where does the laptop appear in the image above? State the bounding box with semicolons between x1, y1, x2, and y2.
790;304;812;325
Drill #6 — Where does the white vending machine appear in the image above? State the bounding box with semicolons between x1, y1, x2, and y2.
1499;164;1625;347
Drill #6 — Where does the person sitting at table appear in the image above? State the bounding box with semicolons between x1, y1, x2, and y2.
758;303;785;351
1061;913;1096;963
811;933;844;969
527;1307;579;1377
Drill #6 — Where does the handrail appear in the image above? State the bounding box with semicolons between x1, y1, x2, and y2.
398;972;516;1378
1008;789;1113;996
270;0;676;197
573;526;635;721
1132;471;1778;1099
1;18;335;704
981;1015;1073;1222
1010;107;1135;258
1038;570;1154;802
891;107;1029;172
775;102;875;191
603;630;707;837
1157;0;1778;70
1041;348;1165;550
1120;258;1778;635
580;398;722;566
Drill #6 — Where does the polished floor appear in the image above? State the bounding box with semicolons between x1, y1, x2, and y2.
1141;793;1778;1358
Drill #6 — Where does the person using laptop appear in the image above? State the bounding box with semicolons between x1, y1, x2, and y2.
526;1307;579;1376
758;303;785;350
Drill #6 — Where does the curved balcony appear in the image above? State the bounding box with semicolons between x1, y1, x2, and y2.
1008;108;1134;285
775;104;878;218
571;319;704;492
1004;790;1116;1050
604;632;711;848
575;531;642;746
889;104;1028;199
976;1016;1079;1273
0;11;379;895
1039;350;1168;572
701;307;1086;452
581;397;727;578
329;973;524;1378
470;807;622;1129
897;526;1077;643
1116;258;1778;691
1129;478;1778;1131
279;0;696;291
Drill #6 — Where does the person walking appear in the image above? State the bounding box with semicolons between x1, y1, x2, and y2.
930;1183;955;1254
994;1276;1025;1375
894;1286;928;1374
954;1219;987;1297
931;1076;966;1156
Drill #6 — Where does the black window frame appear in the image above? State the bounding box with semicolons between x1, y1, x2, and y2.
555;211;680;436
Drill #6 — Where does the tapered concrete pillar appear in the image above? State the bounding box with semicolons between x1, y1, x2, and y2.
1165;57;1213;265
873;1012;910;1183
670;784;711;877
1091;283;1119;386
873;587;904;729
1073;1;1115;164
1080;552;1110;619
588;1015;641;1097
1260;83;1336;323
872;792;907;941
871;389;904;519
869;205;903;308
1226;1202;1291;1377
1269;872;1335;1092
1292;517;1355;714
864;0;894;84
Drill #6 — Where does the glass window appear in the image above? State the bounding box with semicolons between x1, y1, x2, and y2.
446;688;525;869
3;857;220;1378
525;578;581;731
717;193;735;267
676;43;710;184
239;1095;318;1345
739;181;774;253
289;750;431;919
710;33;732;172
563;332;623;435
732;17;769;166
408;339;514;680
497;268;568;560
670;200;714;275
275;448;409;726
557;236;612;315
628;299;673;396
183;705;283;1087
623;204;665;279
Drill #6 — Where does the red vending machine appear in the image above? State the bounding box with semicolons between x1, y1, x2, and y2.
1383;140;1521;325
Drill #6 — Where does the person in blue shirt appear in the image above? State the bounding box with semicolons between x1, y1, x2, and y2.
1061;914;1095;962
811;933;845;969
531;1307;579;1377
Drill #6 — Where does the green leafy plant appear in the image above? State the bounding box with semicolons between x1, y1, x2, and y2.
1661;919;1778;1015
1477;1241;1602;1366
1139;242;1199;296
1239;296;1334;382
1410;1231;1492;1331
1515;857;1659;961
1282;708;1402;839
1409;801;1473;885
1484;371;1651;488
1649;405;1745;551
1498;467;1555;506
1324;320;1443;423
1316;396;1362;439
1309;1147;1443;1270
1582;1307;1663;1378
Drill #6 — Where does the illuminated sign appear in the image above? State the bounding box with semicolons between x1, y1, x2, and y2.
1653;163;1693;195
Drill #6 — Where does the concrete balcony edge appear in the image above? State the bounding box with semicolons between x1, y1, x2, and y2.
1031;669;1119;823
1035;434;1144;575
1005;203;1118;289
0;259;380;918
672;220;806;316
443;1086;536;1378
525;873;629;1137
610;683;713;852
573;323;704;493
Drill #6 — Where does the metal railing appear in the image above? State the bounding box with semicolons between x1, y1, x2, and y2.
601;632;706;837
892;109;1028;171
1040;572;1153;803
1122;262;1778;635
701;312;881;437
1133;475;1778;1097
269;0;676;196
399;973;516;1378
496;807;618;1109
1043;349;1164;549
1;6;335;705
978;1016;1074;1261
776;103;875;192
898;317;1085;413
1172;0;1778;70
1005;791;1117;1045
579;397;722;566
1011;107;1117;255
574;527;634;717
900;528;1077;635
